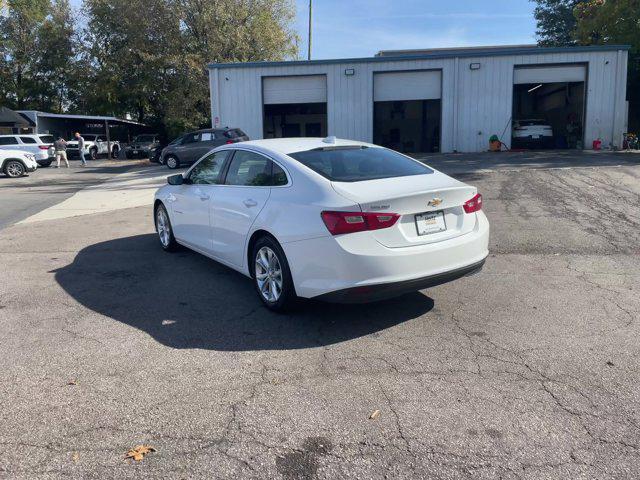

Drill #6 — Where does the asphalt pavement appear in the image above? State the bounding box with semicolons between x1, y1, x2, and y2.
0;151;639;479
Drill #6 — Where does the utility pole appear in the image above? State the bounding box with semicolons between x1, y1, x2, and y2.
307;0;312;60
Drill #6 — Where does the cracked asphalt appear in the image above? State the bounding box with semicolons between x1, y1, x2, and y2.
0;152;639;479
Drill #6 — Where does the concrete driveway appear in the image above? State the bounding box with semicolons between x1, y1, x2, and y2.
0;151;639;479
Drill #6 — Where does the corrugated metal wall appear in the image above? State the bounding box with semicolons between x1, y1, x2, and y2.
209;49;628;152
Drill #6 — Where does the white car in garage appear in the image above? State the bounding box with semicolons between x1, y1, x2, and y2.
153;137;489;311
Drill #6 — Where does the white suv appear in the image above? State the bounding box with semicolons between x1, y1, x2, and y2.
1;150;38;177
0;134;55;167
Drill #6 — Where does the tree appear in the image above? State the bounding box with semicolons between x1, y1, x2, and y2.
574;0;640;132
0;0;50;109
78;0;299;138
34;0;76;112
531;0;587;46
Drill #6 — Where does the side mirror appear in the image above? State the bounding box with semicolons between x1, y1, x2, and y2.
167;174;184;185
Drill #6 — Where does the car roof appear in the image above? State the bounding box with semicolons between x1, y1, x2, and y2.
238;137;376;155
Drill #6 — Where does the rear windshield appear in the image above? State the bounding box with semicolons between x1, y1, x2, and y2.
289;146;433;182
38;135;55;144
224;129;246;139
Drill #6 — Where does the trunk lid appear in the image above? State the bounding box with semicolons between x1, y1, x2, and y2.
331;172;477;248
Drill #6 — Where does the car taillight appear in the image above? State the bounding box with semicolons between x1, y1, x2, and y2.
321;211;400;235
463;193;482;213
39;145;50;150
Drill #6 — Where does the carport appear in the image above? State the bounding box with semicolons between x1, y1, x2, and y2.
262;75;328;138
512;64;586;149
373;70;442;153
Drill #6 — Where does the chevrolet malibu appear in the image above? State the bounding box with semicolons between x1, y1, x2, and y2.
153;137;489;311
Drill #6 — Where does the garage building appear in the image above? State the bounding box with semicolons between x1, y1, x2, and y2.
208;44;629;153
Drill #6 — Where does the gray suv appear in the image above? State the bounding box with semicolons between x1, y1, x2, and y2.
161;128;249;169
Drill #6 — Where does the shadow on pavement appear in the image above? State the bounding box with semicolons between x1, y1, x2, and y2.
54;234;434;351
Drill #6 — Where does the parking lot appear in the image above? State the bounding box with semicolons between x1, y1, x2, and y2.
1;151;639;479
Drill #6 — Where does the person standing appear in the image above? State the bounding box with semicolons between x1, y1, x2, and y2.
74;132;86;166
54;136;69;168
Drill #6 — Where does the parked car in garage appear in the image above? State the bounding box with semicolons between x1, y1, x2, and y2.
0;134;55;167
125;134;160;159
160;127;249;169
512;120;554;148
153;137;489;311
66;134;120;160
1;149;39;177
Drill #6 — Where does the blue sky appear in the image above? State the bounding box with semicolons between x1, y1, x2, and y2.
69;0;538;59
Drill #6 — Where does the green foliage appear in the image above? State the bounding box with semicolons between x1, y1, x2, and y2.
531;0;587;46
574;0;640;131
0;0;299;138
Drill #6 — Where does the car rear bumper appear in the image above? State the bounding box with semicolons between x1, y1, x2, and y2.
315;259;485;303
283;211;490;300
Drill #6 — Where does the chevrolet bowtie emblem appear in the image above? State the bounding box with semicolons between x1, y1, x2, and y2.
428;198;443;207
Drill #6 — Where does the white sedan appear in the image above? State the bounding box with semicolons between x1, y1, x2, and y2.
153;137;489;311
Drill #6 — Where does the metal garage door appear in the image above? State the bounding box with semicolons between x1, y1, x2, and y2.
514;65;586;84
262;75;327;104
374;70;441;102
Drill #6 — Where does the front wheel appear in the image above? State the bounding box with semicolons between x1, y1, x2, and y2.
155;204;179;252
252;236;297;312
89;148;98;160
4;160;26;178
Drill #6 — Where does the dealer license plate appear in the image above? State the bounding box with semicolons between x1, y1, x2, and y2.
415;211;447;235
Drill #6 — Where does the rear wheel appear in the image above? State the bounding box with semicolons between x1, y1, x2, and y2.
165;155;179;169
4;160;26;178
89;147;98;160
155;204;178;252
39;160;52;167
252;236;297;312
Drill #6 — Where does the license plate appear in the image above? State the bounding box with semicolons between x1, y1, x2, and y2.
415;211;446;235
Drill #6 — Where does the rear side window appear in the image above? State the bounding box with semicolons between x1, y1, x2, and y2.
224;129;246;139
223;150;287;186
20;136;37;144
200;132;214;141
38;135;54;144
225;151;272;186
289;146;432;182
0;137;18;145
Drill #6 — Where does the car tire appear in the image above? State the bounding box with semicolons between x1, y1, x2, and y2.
154;203;179;252
90;147;98;160
39;160;52;167
165;155;179;169
251;235;297;312
4;160;26;178
112;145;120;158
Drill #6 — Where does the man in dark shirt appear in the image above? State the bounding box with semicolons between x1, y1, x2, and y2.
54;136;69;168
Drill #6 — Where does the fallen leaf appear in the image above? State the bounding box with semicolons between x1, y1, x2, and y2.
67;380;77;386
369;409;381;420
125;445;156;462
72;451;79;463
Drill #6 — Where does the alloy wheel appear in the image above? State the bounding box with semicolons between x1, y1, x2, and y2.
156;207;171;247
6;161;25;177
255;246;283;302
166;156;177;169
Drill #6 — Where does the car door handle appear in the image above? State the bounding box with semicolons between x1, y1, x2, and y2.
243;199;258;207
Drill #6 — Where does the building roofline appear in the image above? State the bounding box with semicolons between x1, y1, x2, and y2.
208;44;631;70
17;110;146;126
